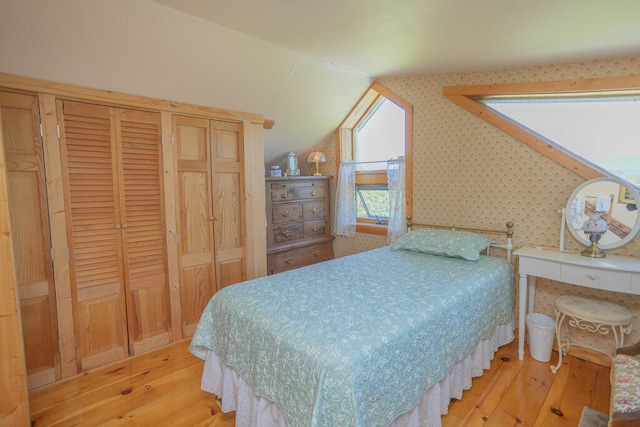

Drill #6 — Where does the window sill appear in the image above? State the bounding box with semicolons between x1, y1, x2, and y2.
356;222;387;236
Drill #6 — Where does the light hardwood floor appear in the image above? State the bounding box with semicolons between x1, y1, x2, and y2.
29;336;611;426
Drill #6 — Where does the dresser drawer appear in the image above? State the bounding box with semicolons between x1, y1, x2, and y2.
304;220;327;237
303;201;325;220
272;203;303;224
296;186;325;200
272;223;303;244
519;257;561;280
271;242;331;273
561;265;631;292
270;182;325;202
632;273;640;294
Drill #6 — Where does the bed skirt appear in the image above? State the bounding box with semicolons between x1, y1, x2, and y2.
200;320;514;427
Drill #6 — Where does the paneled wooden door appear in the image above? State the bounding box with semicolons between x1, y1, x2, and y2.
173;117;246;338
0;90;60;389
58;100;171;372
173;116;216;337
210;120;246;290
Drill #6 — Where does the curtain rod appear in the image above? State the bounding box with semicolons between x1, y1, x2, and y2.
341;158;402;165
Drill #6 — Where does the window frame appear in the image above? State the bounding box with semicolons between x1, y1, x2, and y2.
356;184;390;223
336;82;413;236
442;75;640;182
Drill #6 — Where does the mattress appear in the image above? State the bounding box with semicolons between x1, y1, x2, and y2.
190;246;514;426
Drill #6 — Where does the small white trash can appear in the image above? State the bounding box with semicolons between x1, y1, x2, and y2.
526;313;556;362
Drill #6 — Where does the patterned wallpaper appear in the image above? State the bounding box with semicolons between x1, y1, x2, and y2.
312;55;640;354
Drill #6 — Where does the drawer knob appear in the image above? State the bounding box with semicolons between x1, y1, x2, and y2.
310;190;318;196
282;211;291;217
313;250;321;257
281;230;292;237
281;192;291;199
284;257;295;264
586;274;601;280
312;225;319;232
311;207;318;213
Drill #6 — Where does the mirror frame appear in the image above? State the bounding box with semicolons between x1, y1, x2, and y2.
565;176;640;250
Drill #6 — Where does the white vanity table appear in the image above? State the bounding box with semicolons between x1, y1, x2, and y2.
514;245;640;360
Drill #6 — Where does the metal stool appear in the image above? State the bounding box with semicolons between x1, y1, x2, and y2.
551;295;633;374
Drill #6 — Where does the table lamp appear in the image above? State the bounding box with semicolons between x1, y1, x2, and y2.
307;151;327;176
581;212;608;258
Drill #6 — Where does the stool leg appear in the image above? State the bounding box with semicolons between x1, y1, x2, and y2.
551;312;566;374
613;326;621;351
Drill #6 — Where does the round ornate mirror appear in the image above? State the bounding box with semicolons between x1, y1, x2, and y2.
565;177;640;250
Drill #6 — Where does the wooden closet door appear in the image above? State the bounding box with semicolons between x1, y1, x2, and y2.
210;120;246;290
0;91;60;389
115;109;171;355
173;116;216;337
58;100;128;371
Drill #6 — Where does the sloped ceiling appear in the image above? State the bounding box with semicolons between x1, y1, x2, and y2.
151;0;640;165
152;0;640;78
2;0;640;168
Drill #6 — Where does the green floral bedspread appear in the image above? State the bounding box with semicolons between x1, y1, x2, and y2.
190;246;514;427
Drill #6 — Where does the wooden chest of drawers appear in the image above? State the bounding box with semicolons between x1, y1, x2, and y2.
266;176;333;274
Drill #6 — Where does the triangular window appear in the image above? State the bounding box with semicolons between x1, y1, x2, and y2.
443;76;640;190
480;95;640;187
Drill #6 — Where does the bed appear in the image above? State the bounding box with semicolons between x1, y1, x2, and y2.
189;224;515;427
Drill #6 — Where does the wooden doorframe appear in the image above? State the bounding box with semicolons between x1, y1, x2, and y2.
0;104;30;426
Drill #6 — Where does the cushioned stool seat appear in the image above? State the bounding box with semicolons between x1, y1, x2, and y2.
551;295;633;374
610;342;640;427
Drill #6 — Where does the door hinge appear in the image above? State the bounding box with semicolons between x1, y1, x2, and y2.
67;247;71;260
73;336;77;348
171;134;175;145
58;340;62;354
40;123;44;138
166;234;169;247
50;247;54;262
175;234;179;245
56;124;61;139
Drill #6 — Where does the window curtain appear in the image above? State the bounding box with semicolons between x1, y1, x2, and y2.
387;156;406;244
333;161;357;237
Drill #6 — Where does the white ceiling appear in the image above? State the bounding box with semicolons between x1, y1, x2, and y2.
152;0;640;77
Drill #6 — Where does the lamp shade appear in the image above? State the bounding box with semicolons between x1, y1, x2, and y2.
582;213;608;233
307;151;326;176
307;151;327;163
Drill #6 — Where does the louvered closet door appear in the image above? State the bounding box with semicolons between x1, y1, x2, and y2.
59;101;171;370
173;115;216;337
210;120;246;290
115;109;171;355
58;100;128;371
0;91;60;389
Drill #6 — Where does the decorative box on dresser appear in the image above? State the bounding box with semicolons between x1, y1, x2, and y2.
266;176;334;274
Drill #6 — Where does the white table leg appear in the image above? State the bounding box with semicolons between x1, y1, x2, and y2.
518;273;528;360
528;276;536;314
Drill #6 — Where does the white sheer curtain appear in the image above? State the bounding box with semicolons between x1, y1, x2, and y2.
387;156;406;244
333;161;357;237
